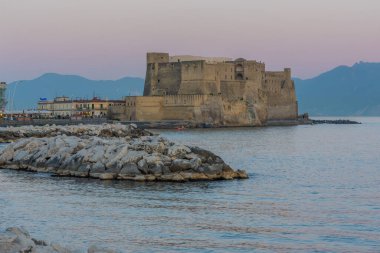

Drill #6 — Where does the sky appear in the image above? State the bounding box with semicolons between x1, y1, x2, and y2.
1;0;379;82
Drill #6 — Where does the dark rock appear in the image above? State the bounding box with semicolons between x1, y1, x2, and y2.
189;146;220;163
119;163;141;176
170;159;192;172
311;119;361;124
137;159;148;174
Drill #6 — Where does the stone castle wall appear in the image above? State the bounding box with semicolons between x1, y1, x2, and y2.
112;52;298;126
263;69;297;119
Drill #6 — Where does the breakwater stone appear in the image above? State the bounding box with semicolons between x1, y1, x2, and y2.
311;119;361;124
0;123;151;143
0;124;248;181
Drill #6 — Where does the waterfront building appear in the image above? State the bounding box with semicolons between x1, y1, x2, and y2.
37;96;125;117
0;82;6;113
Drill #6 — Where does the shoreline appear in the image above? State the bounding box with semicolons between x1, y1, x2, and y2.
0;116;362;130
0;118;308;129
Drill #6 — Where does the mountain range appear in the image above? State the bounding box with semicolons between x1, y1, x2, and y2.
6;73;144;110
295;62;380;116
4;62;380;115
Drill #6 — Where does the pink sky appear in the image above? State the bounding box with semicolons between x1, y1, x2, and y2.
1;0;379;82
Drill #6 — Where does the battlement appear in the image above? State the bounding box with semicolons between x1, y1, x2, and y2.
147;52;169;64
169;55;232;63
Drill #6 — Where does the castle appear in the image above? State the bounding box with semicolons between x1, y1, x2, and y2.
109;53;298;126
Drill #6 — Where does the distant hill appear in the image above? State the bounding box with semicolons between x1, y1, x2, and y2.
295;62;380;116
6;73;144;110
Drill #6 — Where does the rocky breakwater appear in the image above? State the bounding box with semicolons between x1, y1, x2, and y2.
0;124;248;181
311;119;361;124
0;123;151;143
0;227;117;253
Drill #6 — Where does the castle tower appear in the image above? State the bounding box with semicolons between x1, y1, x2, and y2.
144;53;169;96
284;68;291;80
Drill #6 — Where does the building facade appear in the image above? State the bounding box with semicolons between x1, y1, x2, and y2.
0;82;6;113
110;52;298;126
38;96;125;117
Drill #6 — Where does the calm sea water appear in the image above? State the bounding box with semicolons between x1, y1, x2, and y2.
1;117;380;252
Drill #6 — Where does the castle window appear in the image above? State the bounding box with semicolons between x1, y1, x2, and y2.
157;79;160;83
236;73;244;80
225;75;227;79
235;64;243;72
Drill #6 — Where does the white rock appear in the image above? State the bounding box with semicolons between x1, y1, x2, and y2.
167;145;191;158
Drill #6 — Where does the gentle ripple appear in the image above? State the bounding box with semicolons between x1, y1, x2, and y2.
0;117;380;252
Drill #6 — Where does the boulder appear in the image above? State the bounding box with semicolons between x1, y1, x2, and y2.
167;145;191;158
170;159;192;172
119;163;141;177
137;159;148;174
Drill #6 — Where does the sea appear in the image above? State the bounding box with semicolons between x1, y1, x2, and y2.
0;117;379;252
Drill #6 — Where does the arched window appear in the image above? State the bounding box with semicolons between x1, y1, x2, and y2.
235;64;243;72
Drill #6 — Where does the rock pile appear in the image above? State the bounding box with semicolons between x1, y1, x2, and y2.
0;227;118;253
0;125;248;181
0;123;152;143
